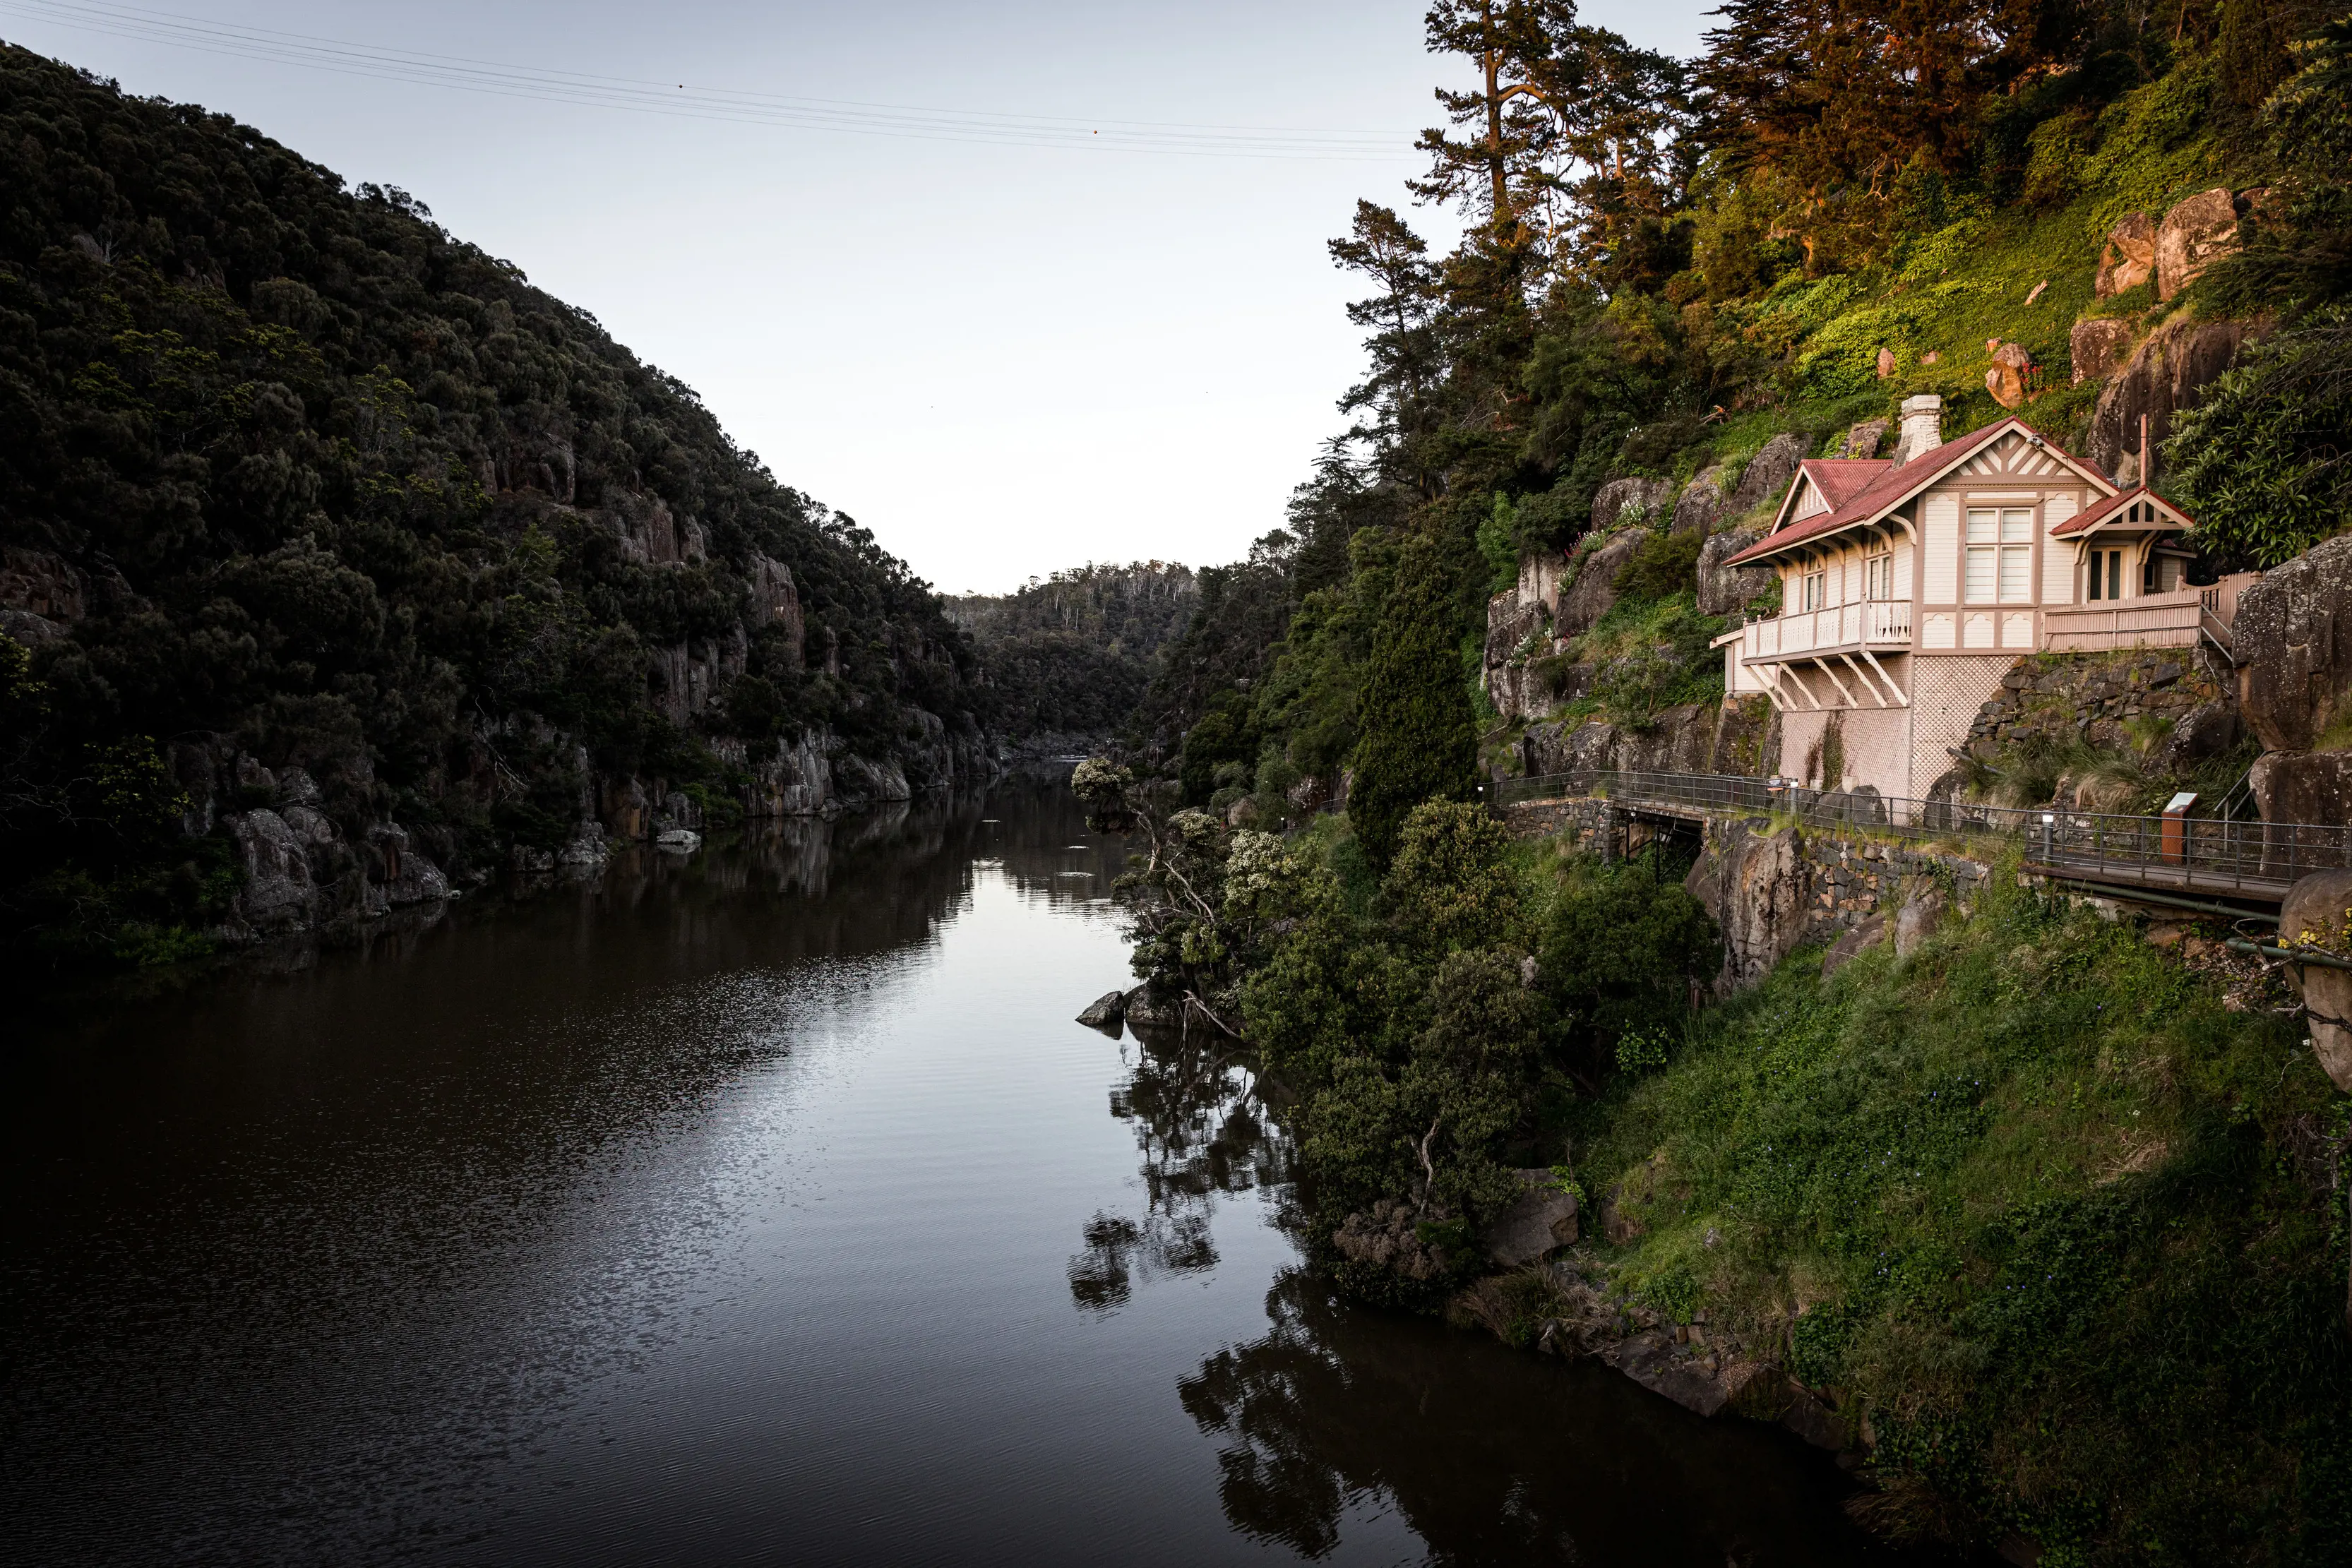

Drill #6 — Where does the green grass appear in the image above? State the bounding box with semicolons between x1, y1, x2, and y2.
1564;863;2352;1562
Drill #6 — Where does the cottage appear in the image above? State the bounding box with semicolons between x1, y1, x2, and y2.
1718;394;2255;799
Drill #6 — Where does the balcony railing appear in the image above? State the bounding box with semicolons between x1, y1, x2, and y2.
1743;599;1911;662
1491;767;2349;898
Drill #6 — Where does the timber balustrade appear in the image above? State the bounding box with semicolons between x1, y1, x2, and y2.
1493;767;2349;900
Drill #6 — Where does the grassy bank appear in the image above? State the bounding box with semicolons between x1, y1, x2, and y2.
1558;865;2351;1563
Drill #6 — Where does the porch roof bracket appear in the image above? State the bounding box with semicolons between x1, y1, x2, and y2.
1856;648;1910;708
1835;652;1888;707
1814;657;1860;709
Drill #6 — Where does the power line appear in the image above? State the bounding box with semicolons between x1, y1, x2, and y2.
0;0;1419;161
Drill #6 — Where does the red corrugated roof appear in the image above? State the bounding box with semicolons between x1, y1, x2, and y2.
2049;485;2195;536
1726;419;2107;566
1802;459;1890;510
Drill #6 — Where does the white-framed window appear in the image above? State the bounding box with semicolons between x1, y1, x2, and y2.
1864;537;1894;600
1799;559;1827;611
1965;508;2035;604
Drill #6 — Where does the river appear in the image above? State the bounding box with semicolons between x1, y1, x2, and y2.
1;780;1908;1566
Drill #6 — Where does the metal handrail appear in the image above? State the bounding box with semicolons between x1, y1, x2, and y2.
1493;767;2348;894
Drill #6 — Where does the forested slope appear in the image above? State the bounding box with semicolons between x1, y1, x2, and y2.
0;44;991;974
1133;2;2351;816
948;562;1197;741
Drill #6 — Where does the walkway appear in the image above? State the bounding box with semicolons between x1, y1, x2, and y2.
1495;768;2348;906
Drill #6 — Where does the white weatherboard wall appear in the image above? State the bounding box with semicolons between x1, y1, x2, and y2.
1923;495;1960;602
2043;496;2078;603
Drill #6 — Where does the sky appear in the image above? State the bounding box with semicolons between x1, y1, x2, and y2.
0;1;1714;594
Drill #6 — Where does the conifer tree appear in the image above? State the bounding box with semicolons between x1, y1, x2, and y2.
1348;533;1480;868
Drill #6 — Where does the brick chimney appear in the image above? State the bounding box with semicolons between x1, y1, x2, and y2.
1893;394;1943;465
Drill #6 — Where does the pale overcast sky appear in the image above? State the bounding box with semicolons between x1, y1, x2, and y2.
0;1;1711;593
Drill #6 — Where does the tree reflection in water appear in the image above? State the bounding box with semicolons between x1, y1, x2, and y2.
1068;1022;1285;1313
1070;1015;1892;1567
1176;1269;1897;1567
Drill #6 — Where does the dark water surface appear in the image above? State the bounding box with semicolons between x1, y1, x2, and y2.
3;783;1906;1567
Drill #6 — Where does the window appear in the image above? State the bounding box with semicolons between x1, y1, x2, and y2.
1966;508;2035;604
1864;539;1894;600
1800;561;1826;611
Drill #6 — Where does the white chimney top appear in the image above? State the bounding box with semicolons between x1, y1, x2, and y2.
1894;395;1943;465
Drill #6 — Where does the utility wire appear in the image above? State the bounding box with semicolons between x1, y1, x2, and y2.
0;0;1418;160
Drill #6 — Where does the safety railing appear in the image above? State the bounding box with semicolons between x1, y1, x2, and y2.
1492;767;2351;896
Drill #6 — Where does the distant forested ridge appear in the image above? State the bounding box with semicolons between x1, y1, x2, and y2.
0;43;993;974
947;561;1197;741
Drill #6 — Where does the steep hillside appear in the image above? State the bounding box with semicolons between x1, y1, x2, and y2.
0;45;988;975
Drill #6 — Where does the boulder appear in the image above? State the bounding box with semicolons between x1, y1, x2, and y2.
2235;533;2352;753
1781;1389;1849;1450
2094;211;2157;297
654;827;703;853
1820;913;1887;977
2251;752;2352;828
1985;340;2034;409
1671;465;1733;538
556;820;610;867
2156;188;2242;301
2087;315;2252;481
1725;433;1807;519
226;809;318;934
1122;983;1181;1027
1697;528;1775;617
1841;419;1889;459
2070;317;2135;385
2277;869;2352;1091
1602;1330;1736;1416
1483;1169;1580;1265
1589;475;1674;533
1557;529;1647;640
1894;882;1947;957
1875;346;1896;379
1076;990;1126;1031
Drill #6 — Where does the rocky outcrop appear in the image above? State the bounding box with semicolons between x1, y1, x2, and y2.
2070;317;2135;385
1484;1170;1580;1265
1517;698;1773;780
2235;533;2352;753
2095;212;2156;297
1724;433;1806;520
1684;818;1809;991
2156;188;2243;301
1556;529;1647;642
1589;476;1674;532
1696;529;1774;617
2087;315;2255;484
2252;752;2352;830
1670;465;1732;537
1332;1200;1455;1281
1841;419;1890;459
1966;650;2235;775
2279;870;2352;1091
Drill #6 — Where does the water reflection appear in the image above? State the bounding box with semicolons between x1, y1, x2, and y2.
1069;1024;1286;1312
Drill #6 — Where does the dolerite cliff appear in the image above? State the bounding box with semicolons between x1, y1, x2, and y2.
0;47;989;964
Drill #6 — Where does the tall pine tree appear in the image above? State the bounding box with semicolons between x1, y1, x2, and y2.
1349;532;1481;868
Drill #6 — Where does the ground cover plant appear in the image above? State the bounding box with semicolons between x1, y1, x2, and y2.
1572;867;2352;1563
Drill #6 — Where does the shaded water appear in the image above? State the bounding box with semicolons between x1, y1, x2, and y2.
1;782;1908;1566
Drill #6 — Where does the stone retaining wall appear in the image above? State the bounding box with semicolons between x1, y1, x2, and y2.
1503;798;1993;992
